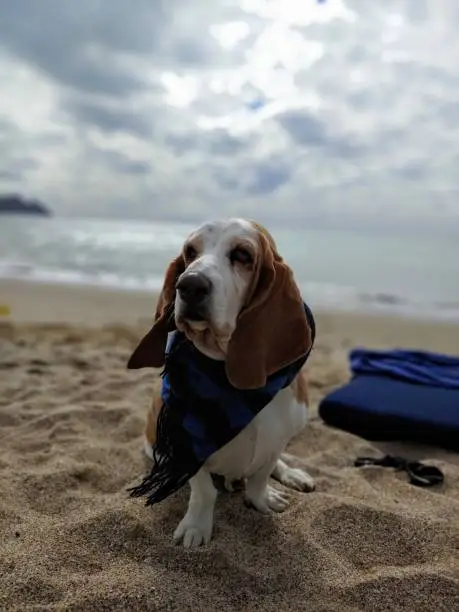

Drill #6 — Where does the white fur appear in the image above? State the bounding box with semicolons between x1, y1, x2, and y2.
146;218;314;547
175;218;258;358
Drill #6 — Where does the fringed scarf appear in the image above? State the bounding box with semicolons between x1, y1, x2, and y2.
128;302;316;505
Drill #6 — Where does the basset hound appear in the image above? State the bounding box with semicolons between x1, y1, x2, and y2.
127;218;315;548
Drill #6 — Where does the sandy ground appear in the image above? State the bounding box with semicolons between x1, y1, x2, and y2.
1;278;459;611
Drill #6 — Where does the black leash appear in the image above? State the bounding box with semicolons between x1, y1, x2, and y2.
355;454;444;487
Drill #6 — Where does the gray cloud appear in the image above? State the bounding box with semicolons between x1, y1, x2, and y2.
276;110;366;159
0;0;458;229
276;111;330;148
0;0;241;95
165;130;246;157
391;161;426;181
0;155;38;185
64;99;155;138
246;160;291;195
90;149;151;176
0;169;21;180
0;119;41;184
0;1;153;96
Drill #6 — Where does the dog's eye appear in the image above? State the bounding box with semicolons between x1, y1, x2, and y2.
184;245;197;261
229;247;253;266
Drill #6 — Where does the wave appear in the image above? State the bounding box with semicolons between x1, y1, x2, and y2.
0;259;163;292
1;259;459;321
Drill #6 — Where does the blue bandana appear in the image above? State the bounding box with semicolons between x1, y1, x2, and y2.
129;302;315;505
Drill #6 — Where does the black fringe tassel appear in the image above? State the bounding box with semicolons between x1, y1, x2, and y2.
127;404;198;505
127;355;201;505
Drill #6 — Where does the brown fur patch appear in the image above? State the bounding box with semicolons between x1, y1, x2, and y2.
289;366;309;405
145;378;163;446
225;222;312;389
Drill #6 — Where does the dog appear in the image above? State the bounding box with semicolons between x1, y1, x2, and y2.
127;218;315;548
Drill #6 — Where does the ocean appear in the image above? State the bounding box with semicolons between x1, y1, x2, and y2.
1;216;458;320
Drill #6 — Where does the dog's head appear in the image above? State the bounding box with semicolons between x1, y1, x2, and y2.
127;218;312;389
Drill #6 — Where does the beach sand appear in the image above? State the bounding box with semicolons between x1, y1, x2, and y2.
1;278;459;611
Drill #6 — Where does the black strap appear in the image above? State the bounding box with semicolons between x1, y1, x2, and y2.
355;454;444;487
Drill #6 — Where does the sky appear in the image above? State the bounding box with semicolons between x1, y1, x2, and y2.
1;0;459;229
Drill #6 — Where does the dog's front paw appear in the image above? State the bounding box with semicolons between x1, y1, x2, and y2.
173;514;213;549
279;466;315;492
245;485;290;514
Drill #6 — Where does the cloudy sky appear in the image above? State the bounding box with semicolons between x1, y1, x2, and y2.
1;0;458;229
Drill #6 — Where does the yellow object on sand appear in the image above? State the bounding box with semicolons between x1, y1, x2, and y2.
0;304;11;317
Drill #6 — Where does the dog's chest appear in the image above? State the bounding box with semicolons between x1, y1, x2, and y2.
204;387;307;480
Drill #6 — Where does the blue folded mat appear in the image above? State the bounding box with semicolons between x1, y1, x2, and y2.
318;348;459;451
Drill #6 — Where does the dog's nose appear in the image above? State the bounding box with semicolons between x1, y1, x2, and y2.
176;273;211;304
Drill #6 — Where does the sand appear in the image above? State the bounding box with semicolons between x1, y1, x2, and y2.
1;278;459;611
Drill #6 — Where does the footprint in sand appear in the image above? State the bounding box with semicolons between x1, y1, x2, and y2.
311;503;452;568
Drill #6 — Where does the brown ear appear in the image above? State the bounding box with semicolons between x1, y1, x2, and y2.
127;255;185;369
225;225;312;389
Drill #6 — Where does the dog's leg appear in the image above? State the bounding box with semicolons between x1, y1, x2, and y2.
244;456;290;514
173;468;218;548
144;443;217;547
272;455;315;492
144;439;154;460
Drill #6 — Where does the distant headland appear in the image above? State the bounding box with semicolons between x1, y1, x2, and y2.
0;194;52;217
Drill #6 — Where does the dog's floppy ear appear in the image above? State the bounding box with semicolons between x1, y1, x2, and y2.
225;223;312;390
127;255;185;369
